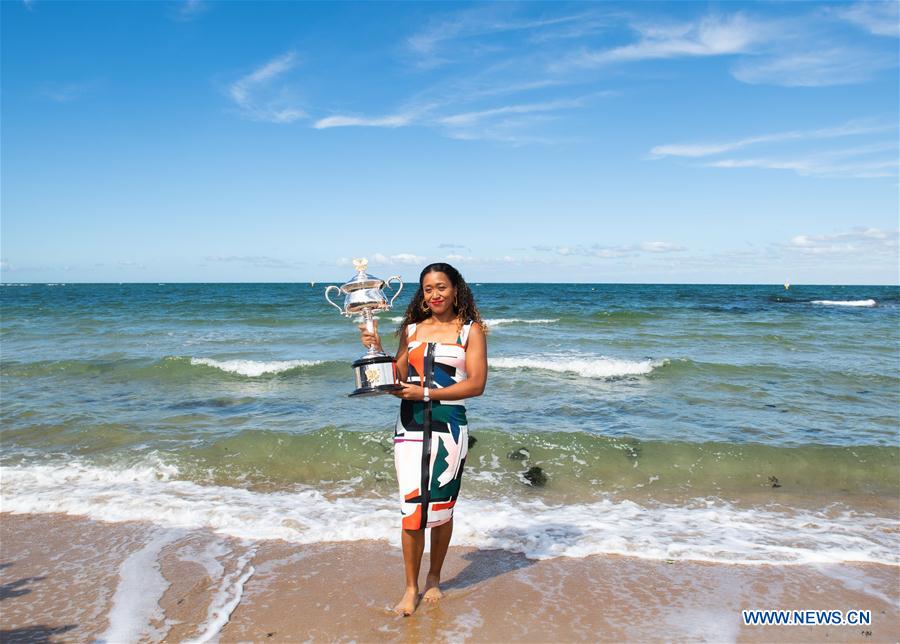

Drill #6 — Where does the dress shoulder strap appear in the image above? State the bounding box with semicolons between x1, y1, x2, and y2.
407;322;417;341
459;319;475;347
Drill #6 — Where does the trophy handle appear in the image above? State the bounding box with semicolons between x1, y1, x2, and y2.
386;276;403;307
324;285;345;315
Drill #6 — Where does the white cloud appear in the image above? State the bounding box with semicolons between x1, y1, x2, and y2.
227;52;305;123
377;253;426;265
313;113;413;129
444;254;550;266
116;260;147;269
337;253;549;267
312;96;584;143
641;241;687;253
170;0;208;22
731;47;897;87
407;7;590;66
705;155;897;179
786;227;899;255
831;1;900;37
553;9;897;87
652;119;899;179
650;119;896;159
535;242;687;257
565;13;765;69
206;255;304;269
338;254;426;267
304;5;896;146
443;113;574;145
40;81;95;103
439;97;584;126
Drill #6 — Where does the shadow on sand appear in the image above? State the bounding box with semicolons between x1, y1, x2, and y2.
443;522;584;591
0;565;78;643
0;577;47;602
0;624;78;644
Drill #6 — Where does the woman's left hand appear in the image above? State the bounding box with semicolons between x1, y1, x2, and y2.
392;382;426;400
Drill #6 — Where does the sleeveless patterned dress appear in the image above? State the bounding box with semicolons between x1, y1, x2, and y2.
393;320;473;530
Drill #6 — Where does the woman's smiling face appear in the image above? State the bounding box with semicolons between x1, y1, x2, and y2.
422;271;456;315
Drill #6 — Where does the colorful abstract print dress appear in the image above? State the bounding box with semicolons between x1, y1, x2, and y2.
394;320;473;530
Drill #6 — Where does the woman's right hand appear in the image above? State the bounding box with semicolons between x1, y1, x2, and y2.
358;320;383;352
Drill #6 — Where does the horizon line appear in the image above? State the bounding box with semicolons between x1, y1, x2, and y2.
2;281;898;287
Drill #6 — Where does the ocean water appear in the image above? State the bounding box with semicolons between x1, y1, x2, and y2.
1;282;898;565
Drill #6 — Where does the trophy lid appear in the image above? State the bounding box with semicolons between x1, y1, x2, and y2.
341;258;385;292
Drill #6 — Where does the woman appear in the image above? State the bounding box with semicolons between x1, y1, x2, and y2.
359;262;488;616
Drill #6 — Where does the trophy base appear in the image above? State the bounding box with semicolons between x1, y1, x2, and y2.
348;383;403;397
350;354;401;398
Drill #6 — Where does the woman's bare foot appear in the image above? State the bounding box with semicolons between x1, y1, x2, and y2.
422;573;444;603
393;587;419;616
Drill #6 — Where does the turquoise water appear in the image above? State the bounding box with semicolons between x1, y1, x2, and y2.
2;282;898;563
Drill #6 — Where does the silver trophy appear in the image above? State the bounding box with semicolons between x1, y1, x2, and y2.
325;258;404;397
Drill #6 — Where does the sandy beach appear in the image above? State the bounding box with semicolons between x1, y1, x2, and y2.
1;512;897;643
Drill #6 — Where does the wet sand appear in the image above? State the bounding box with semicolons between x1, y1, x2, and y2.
1;512;897;643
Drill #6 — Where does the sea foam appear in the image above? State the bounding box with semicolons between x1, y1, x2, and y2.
484;318;558;327
98;529;184;643
811;299;877;307
189;357;323;377
3;458;896;566
490;356;665;378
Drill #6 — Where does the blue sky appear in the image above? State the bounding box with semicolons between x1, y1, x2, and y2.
2;0;898;284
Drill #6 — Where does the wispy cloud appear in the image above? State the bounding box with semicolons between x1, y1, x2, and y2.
443;115;572;145
784;227;899;255
442;253;544;265
206;255;304;269
560;13;765;70
651;118;898;179
731;46;897;87
407;7;592;68
297;5;895;147
40;81;95;103
640;241;687;253
534;241;687;258
337;254;427;267
527;14;616;44
313;94;599;143
227;52;305;123
239;4;896;145
650;119;895;158
438;97;585;127
169;0;208;22
706;155;898;179
550;8;897;87
313;113;414;130
337;252;547;268
117;260;147;270
831;1;900;38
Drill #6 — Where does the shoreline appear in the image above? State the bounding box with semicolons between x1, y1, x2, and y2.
2;512;897;643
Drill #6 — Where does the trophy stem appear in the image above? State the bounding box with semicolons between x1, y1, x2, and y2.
363;309;380;355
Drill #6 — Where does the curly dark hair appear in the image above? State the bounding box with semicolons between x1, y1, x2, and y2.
395;263;488;337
